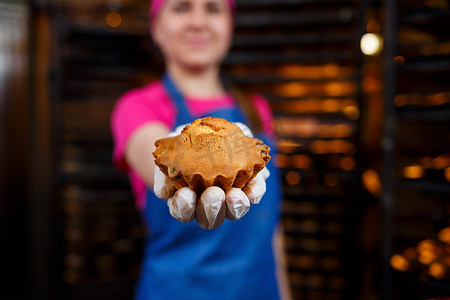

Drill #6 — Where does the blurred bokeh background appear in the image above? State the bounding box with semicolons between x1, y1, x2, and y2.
1;0;449;299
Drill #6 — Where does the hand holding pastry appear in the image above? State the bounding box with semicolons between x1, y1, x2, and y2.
153;117;271;230
155;166;270;229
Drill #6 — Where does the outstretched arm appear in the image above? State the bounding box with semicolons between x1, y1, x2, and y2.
125;122;171;188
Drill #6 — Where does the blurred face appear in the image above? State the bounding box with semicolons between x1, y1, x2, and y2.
151;0;234;72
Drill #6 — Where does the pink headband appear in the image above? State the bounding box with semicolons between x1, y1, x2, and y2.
149;0;236;22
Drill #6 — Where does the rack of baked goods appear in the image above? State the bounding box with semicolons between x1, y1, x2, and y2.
381;0;450;298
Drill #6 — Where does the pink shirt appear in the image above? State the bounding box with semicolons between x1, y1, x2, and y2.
111;81;274;210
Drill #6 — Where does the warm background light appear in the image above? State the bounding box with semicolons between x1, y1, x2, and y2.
439;227;450;244
285;171;301;186
360;33;383;56
362;169;382;196
292;154;312;169
429;262;446;279
274;154;290;168
390;254;410;271
106;11;122;28
403;164;424;179
432;155;448;169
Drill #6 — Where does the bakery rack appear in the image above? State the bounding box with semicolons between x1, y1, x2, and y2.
380;0;450;298
28;0;374;299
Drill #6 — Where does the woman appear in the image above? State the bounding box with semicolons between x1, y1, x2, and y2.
111;0;287;299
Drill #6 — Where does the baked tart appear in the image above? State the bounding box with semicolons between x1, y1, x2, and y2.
153;117;271;195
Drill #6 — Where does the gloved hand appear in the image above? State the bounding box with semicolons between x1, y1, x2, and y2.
153;122;270;230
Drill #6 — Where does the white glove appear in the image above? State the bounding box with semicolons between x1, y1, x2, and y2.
153;122;270;230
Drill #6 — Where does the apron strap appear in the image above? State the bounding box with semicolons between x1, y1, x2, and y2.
163;73;193;126
163;72;252;128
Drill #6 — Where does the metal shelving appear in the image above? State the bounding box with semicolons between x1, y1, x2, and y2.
381;0;450;298
39;0;369;299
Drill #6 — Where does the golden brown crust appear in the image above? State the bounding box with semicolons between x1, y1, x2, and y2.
153;117;271;195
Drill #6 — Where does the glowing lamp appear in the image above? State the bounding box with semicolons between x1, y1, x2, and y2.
360;33;383;56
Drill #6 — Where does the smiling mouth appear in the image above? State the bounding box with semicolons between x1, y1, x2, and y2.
187;41;208;47
185;37;210;47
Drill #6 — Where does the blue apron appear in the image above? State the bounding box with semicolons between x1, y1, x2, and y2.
135;74;282;300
